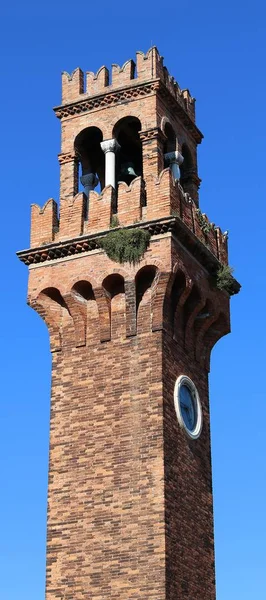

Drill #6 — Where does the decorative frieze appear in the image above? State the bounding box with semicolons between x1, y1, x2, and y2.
139;127;166;144
58;152;78;165
54;81;159;119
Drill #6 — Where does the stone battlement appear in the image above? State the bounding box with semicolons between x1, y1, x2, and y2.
29;170;228;265
61;47;195;121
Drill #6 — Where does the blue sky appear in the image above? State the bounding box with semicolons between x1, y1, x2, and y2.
0;1;265;599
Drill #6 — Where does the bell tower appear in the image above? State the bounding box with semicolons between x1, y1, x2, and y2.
18;47;240;600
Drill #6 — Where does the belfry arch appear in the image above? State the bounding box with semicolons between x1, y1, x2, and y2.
74;126;104;195
113;116;142;185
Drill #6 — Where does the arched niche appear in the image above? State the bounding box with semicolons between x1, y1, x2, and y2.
163;122;176;156
102;274;126;339
74;126;104;191
135;265;157;333
72;280;95;301
168;270;187;336
72;280;99;345
36;287;74;350
40;287;68;310
113;116;142;185
180;144;194;192
183;284;202;341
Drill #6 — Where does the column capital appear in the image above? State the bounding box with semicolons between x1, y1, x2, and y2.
80;173;99;199
80;173;99;189
164;151;184;165
100;138;120;154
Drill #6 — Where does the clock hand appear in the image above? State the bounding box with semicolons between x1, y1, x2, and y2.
181;404;189;417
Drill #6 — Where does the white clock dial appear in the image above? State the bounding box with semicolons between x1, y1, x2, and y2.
174;375;202;439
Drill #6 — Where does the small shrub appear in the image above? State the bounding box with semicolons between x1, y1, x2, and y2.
110;215;120;228
215;265;235;294
196;209;213;235
97;228;151;264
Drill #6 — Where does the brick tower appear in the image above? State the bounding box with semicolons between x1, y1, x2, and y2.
18;47;240;600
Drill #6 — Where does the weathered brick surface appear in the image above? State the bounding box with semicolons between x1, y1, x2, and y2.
47;332;165;600
163;338;215;599
20;47;235;600
25;234;230;599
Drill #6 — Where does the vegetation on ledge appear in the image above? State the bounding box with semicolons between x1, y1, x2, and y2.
196;209;213;235
215;265;235;294
97;228;151;264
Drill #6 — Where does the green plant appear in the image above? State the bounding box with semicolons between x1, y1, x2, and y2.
110;215;120;228
97;228;151;265
215;265;235;293
196;209;213;235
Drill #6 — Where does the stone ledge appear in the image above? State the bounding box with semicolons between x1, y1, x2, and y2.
17;217;240;295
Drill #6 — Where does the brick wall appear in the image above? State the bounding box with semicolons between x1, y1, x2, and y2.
47;333;165;600
25;233;230;599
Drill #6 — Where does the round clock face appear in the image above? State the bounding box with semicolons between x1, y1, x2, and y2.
174;375;202;439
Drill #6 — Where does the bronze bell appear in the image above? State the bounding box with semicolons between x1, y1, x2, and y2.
120;161;138;183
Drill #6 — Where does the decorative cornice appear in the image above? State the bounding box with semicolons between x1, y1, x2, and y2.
54;79;203;144
16;217;240;294
54;81;160;119
164;150;184;165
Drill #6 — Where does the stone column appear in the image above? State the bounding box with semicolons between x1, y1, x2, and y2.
100;139;120;188
164;150;184;181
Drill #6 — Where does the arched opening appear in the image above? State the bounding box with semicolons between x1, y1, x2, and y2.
72;280;95;301
163;122;176;157
169;270;187;335
38;287;74;347
74;126;104;194
113;117;142;186
183;284;202;343
180;144;194;192
40;287;69;311
102;274;125;298
135;266;157;332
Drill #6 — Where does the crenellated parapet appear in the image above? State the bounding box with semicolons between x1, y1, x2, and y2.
111;59;135;87
86;66;109;96
30;199;58;246
60;47;195;121
28;170;230;269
